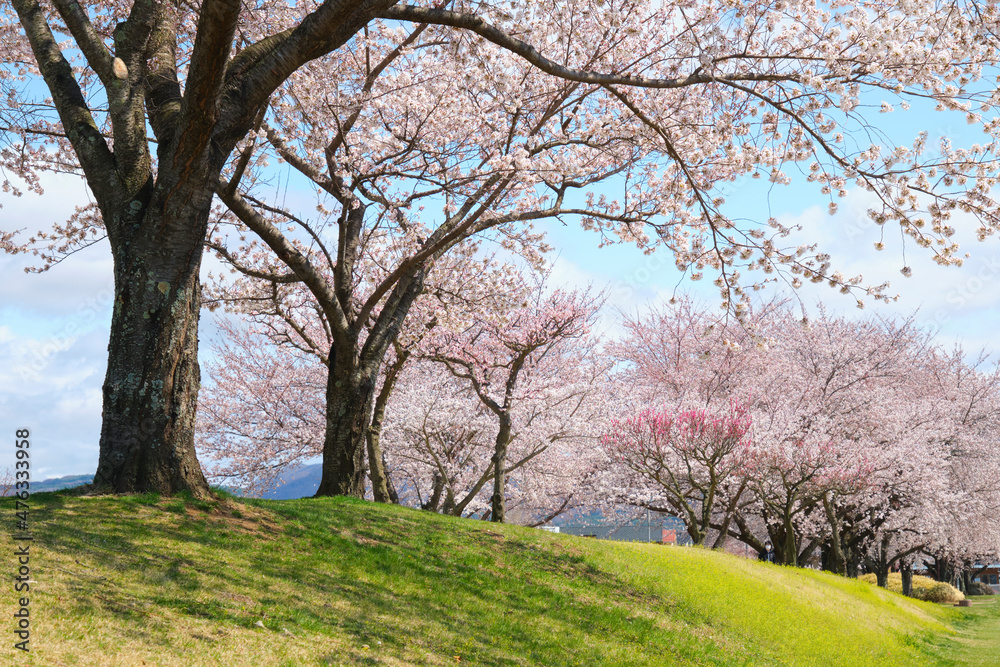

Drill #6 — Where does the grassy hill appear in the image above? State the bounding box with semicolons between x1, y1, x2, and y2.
0;491;992;666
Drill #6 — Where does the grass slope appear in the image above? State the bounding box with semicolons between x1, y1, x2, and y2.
0;492;981;666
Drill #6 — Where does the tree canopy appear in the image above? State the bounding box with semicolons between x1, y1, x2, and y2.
3;0;1000;496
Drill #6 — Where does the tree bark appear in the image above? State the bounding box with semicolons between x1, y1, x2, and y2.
709;523;730;549
867;538;891;588
93;221;211;498
846;549;861;579
316;358;376;497
709;481;746;550
901;562;914;597
366;397;393;502
823;494;847;576
423;472;444;511
727;511;766;557
383;450;399;503
310;260;424;497
14;0;403;499
365;349;408;503
490;414;513;523
780;514;797;567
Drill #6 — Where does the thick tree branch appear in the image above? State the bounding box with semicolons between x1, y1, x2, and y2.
215;0;399;154
176;0;242;170
143;0;183;147
49;0;114;85
11;0;118;207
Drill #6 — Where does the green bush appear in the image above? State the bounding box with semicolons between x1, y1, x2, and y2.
966;581;996;596
858;573;964;603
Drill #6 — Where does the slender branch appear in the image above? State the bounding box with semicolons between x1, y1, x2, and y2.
214;176;351;341
382;6;797;90
206;241;302;284
240;192;337;276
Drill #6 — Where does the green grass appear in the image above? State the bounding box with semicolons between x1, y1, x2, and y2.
922;598;1000;665
0;491;987;665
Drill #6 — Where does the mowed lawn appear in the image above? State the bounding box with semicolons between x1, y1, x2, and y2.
0;491;988;666
923;598;1000;665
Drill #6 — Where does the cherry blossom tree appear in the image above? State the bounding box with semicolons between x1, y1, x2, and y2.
740;311;964;569
382;363;499;516
197;263;608;520
910;348;1000;591
380;356;606;524
195;319;326;496
602;401;753;547
0;467;15;497
424;285;603;522
602;296;771;549
608;296;1000;576
5;0;1000;497
197;240;525;498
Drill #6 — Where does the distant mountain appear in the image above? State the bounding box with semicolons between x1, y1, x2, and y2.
31;474;93;493
258;463;322;499
17;467;323;500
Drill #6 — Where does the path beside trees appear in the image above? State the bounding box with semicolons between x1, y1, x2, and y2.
931;598;1000;665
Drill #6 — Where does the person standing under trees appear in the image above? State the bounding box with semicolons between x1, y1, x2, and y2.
759;541;776;563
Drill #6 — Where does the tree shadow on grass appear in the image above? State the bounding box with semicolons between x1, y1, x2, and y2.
2;493;728;666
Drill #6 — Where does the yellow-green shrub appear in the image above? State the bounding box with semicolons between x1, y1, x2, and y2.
858;573;964;603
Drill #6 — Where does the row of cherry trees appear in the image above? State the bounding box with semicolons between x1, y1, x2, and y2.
602;298;1000;587
6;0;1000;498
198;255;1000;586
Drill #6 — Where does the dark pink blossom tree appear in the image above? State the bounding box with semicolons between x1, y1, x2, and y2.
602;401;752;546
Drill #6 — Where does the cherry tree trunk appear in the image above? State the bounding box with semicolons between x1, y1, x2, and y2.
316;365;377;497
423;472;445;511
94;208;211;498
490;415;513;523
709;521;730;549
823;495;847;576
314;269;425;498
901;563;914;597
779;517;797;567
365;427;394;503
365;351;407;503
868;544;891;588
846;550;861;579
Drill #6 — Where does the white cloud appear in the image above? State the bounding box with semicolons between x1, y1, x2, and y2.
765;188;1000;356
1;172;114;321
1;173;111;478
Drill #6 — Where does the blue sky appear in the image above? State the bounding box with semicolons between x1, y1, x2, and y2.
3;101;1000;479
